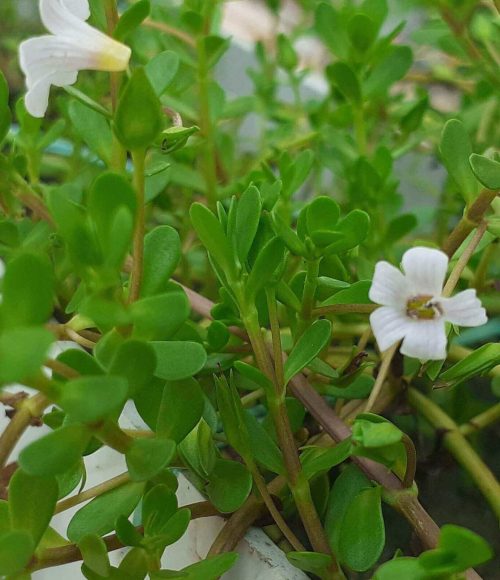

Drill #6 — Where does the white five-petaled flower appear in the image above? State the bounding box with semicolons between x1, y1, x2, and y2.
369;247;487;361
19;0;131;118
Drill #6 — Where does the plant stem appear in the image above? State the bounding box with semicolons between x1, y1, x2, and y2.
443;190;497;257
129;148;146;303
95;421;133;454
408;387;500;519
459;402;500;437
197;3;218;209
31;501;219;571
401;433;417;488
442;220;488;296
364;343;398;412
313;303;377;316
249;463;305;552
143;19;196;47
55;472;130;514
266;288;285;396
0;394;49;469
244;312;335;560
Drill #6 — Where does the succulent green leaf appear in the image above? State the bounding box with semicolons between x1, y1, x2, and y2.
206;459;252;513
67;482;145;542
152;341;207;380
284;319;332;384
126;438;176;481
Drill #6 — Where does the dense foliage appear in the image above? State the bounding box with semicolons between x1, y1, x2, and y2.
0;0;498;578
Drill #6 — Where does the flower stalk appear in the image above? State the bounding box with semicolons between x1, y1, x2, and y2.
129;148;146;302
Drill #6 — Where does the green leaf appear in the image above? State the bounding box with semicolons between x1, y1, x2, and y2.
115;68;162;150
132;291;189;341
67;482;145;542
171;553;239;580
2;253;54;327
142;485;178;537
439;343;500;388
152;341;207;380
469;154;500;190
246;237;286;298
338;486;385;572
0;104;12;144
206;459;252;513
306;196;341;246
386;214;418;245
284;319;332;384
281;149;315;199
0;71;8;107
440;119;479;202
145;51;180;97
207;321;230;350
59;375;128;422
109;339;157;397
79;534;111;577
327;62;361;104
314;3;349;59
0;327;53;384
322;280;372;306
364;45;413;97
9;470;58;548
287;552;332;576
141;226;181;297
277;33;298;70
301;438;352;480
243;411;284;475
68;101;113;165
352;419;402;448
215;374;250;459
88;172;137;252
114;0;150;41
325;465;371;552
154;508;191;549
235;186;262;264
126;438;176;481
0;530;34;575
348;13;377;54
190;203;235;279
437;524;493;571
156;379;205;443
19;424;89;476
323;210;370;255
234;361;275;397
374;557;426;580
325;375;374;400
272;212;307;256
115;515;143;547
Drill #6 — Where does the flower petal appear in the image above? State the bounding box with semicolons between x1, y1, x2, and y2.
370;306;411;353
440;289;488;327
369;261;409;307
25;70;77;118
62;0;90;21
402;247;449;296
400;318;447;361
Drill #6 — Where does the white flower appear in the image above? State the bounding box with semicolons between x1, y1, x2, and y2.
19;0;131;118
369;247;487;361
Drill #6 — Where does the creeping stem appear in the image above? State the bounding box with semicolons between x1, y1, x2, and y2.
408;388;500;519
129;148;146;302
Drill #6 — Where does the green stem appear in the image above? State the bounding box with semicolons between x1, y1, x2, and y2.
197;3;218;209
129;149;146;302
96;421;133;454
0;393;49;469
459;403;500;437
55;472;130;514
243;312;336;562
443;190;498;258
408;387;500;519
266;288;285;397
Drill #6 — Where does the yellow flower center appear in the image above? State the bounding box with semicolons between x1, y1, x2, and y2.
406;295;441;320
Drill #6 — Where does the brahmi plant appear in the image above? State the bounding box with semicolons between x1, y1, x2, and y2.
0;0;498;578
